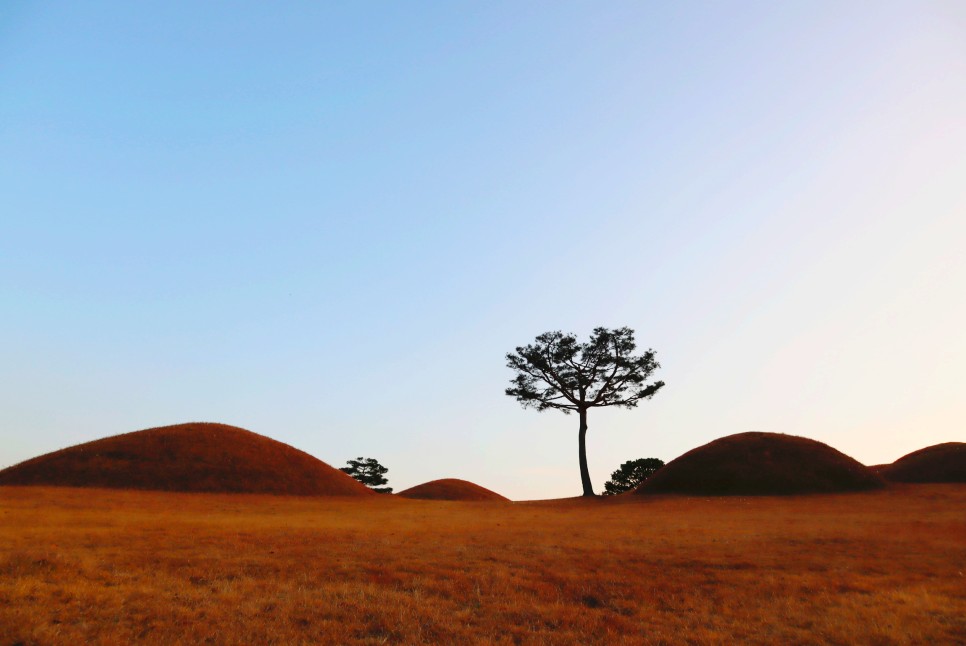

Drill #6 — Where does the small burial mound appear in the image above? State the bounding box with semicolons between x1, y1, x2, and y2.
879;442;966;483
635;432;884;496
0;422;373;496
397;478;509;502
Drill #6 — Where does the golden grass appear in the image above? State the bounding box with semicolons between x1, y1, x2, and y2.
1;485;964;644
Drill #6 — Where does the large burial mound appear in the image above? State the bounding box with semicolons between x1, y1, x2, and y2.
397;478;509;501
0;422;373;496
879;442;966;483
635;432;884;496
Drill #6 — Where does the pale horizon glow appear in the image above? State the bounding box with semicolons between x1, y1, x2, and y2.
1;2;964;499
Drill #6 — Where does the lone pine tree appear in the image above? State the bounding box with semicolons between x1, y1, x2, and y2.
506;327;664;496
340;457;392;494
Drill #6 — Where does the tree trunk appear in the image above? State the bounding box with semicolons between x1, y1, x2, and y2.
578;409;594;496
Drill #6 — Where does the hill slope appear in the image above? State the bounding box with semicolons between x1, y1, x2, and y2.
0;422;373;496
635;432;884;496
880;442;966;483
397;478;509;501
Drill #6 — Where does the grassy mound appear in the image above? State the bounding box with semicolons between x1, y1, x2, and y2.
880;442;966;483
0;422;373;496
635;432;884;496
397;478;509;501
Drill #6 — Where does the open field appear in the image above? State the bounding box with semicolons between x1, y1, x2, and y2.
1;485;964;645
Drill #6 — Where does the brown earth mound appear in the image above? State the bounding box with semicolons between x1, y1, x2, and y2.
635;432;884;496
0;422;373;496
397;478;509;501
879;442;966;483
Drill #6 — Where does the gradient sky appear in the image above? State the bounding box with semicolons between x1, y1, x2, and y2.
2;2;964;499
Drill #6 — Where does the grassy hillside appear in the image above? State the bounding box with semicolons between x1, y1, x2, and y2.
881;442;966;483
0;423;372;497
637;432;884;495
397;478;509;501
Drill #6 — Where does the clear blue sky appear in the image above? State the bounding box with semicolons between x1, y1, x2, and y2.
2;2;964;499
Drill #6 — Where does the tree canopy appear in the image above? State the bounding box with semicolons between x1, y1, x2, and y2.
340;457;392;494
506;326;664;496
603;458;666;495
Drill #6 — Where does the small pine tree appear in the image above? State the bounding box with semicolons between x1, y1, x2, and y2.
340;457;393;494
603;458;665;495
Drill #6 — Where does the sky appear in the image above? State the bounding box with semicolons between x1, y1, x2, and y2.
1;1;964;500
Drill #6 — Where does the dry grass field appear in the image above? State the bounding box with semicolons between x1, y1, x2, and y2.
1;485;964;645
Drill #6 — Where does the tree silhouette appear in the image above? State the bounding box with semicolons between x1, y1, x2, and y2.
340;457;392;494
603;457;665;495
506;327;665;496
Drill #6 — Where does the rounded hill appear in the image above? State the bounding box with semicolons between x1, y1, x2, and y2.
0;422;373;496
880;442;966;483
397;478;509;501
635;432;884;496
